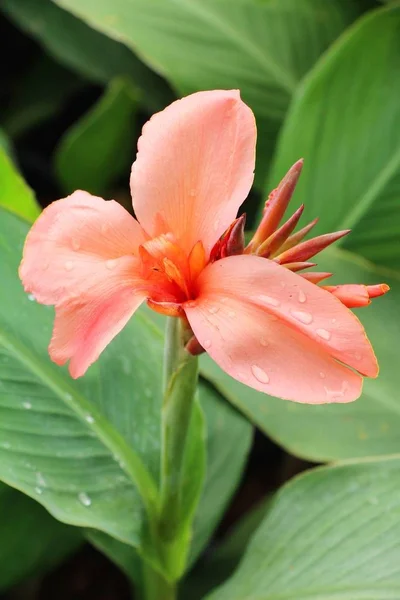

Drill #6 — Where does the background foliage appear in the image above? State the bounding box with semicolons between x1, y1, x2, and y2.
0;0;399;598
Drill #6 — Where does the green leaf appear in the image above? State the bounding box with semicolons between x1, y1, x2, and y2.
201;247;400;462
266;5;400;269
207;455;400;600
52;0;361;187
2;55;83;139
184;496;271;600
0;482;81;592
86;377;253;582
0;207;251;577
1;0;172;112
55;78;138;195
0;149;40;222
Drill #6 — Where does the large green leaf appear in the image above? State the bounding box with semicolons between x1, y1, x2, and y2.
55;78;138;195
0;482;81;592
0;149;40;221
208;455;400;600
52;0;361;187
201;247;400;462
266;5;400;269
2;55;83;139
1;0;172;112
0;207;251;577
86;383;252;582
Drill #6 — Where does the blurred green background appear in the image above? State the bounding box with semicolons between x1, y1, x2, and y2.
0;0;399;598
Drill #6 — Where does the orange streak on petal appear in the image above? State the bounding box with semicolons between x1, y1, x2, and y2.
188;240;207;282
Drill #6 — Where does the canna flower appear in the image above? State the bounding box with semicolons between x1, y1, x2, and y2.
19;90;389;403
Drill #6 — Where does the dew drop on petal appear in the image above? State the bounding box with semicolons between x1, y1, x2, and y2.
298;290;307;303
71;238;81;251
258;295;280;307
28;294;36;302
331;318;337;324
65;260;74;271
290;309;313;325
213;219;220;231
319;371;326;379
189;188;196;197
101;223;108;234
23;401;32;409
227;310;236;318
316;328;331;340
354;351;362;360
208;305;219;314
106;259;117;270
78;492;92;507
251;365;270;384
260;337;268;347
203;339;212;349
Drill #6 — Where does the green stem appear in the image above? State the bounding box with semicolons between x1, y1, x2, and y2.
141;561;176;600
159;318;198;541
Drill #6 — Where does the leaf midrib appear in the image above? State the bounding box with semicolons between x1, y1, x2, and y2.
0;325;159;516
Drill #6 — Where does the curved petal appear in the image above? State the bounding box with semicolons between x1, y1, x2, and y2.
130;90;256;254
50;267;147;378
19;191;147;305
184;255;378;403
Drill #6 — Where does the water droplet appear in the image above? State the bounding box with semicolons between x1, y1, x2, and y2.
28;293;35;301
324;380;348;401
106;259;116;270
85;415;95;424
65;393;73;401
260;337;268;347
298;290;307;303
208;305;219;314
251;365;270;384
23;401;32;410
2;442;10;450
78;492;92;507
290;309;313;325
354;351;362;360
203;339;211;349
316;328;331;340
189;188;196;197
36;472;46;487
238;371;248;381
42;261;50;271
319;372;326;379
280;281;286;288
258;295;280;307
65;260;74;271
331;318;337;324
71;238;80;251
35;487;43;495
213;219;220;231
227;310;236;318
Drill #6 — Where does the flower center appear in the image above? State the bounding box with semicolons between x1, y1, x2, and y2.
139;233;207;312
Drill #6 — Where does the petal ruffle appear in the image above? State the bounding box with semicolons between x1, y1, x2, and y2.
184;255;378;403
19;190;147;305
130;90;256;254
50;274;147;378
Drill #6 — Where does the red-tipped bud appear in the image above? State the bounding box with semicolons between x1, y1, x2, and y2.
300;272;333;284
275;229;350;264
248;159;304;250
280;261;317;272
210;214;246;262
323;283;390;308
256;205;304;258
278;218;319;254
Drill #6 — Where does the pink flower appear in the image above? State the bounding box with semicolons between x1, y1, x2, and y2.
19;90;388;403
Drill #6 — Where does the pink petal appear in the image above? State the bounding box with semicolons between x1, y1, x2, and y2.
19;190;147;305
130;90;256;254
50;278;147;378
184;255;378;403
